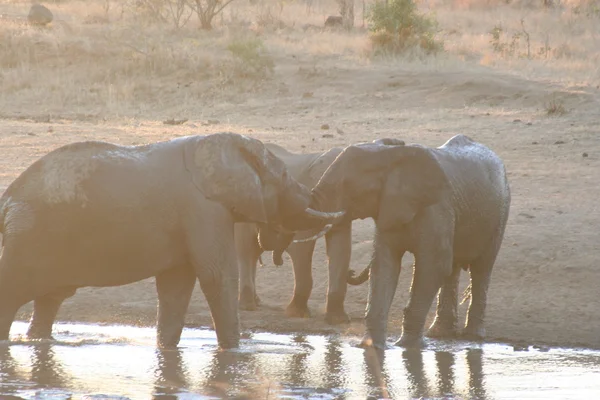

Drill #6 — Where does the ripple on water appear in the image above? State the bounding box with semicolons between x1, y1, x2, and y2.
1;321;600;400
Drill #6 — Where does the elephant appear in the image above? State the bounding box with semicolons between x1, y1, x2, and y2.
302;134;511;349
234;138;405;324
0;132;344;349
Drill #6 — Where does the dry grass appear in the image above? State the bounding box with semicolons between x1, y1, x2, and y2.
1;0;598;121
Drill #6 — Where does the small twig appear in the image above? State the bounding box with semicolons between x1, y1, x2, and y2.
163;118;188;125
520;18;530;59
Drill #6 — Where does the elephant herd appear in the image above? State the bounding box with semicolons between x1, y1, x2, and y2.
0;131;510;351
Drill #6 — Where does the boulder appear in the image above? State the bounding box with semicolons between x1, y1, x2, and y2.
28;3;53;26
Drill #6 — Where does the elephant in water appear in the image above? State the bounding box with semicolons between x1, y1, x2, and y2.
296;134;511;349
0;132;344;349
234;139;405;324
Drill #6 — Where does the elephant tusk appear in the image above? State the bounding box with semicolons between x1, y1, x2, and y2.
293;224;333;243
304;208;345;220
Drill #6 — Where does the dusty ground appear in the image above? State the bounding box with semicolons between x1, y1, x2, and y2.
1;0;600;349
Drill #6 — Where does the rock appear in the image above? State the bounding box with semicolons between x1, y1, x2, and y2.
324;15;343;29
322;133;334;138
554;140;565;145
320;124;330;130
28;3;53;26
583;152;589;158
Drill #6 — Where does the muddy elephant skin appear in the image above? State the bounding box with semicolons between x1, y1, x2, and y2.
0;132;343;349
308;134;511;349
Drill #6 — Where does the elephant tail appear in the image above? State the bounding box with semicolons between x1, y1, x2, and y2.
347;261;372;285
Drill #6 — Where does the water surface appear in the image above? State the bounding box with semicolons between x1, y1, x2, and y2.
1;322;599;399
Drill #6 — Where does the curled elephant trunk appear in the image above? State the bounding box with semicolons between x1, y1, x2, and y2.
257;226;294;267
347;259;372;285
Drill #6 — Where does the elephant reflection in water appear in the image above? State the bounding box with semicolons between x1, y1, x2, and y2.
363;347;488;399
0;344;71;394
153;348;190;399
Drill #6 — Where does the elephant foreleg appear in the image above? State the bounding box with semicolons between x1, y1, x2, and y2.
27;287;76;340
396;234;453;348
190;221;240;349
426;263;462;339
324;222;352;325
362;237;403;350
156;266;196;348
285;239;316;318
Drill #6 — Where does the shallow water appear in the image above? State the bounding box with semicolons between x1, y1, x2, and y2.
1;322;599;399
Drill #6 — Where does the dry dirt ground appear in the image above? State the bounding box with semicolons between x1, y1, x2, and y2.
1;0;600;350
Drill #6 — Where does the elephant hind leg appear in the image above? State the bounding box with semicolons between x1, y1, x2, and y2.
27;287;77;340
462;238;503;340
426;263;462;339
156;266;196;348
0;258;37;340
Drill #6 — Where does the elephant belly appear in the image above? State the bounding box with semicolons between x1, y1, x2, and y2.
452;216;498;262
15;210;187;290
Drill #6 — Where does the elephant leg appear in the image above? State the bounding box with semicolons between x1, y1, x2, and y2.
27;287;77;340
156;266;196;348
285;239;316;319
462;239;501;340
0;258;35;340
426;263;462;339
186;214;240;349
324;223;352;325
362;238;403;350
0;300;21;341
235;223;263;311
396;235;453;348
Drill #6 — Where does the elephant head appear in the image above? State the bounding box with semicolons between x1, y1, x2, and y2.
183;133;344;236
250;138;411;266
308;139;449;231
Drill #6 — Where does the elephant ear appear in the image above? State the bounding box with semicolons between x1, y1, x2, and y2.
184;133;272;223
377;146;449;232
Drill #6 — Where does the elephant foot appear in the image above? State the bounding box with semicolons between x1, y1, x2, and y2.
325;310;351;325
239;287;261;311
285;302;311;319
357;334;387;351
461;325;486;341
426;321;458;339
26;325;54;340
394;332;425;349
157;339;179;349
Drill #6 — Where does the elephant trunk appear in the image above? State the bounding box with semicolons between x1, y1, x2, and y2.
347;259;372;285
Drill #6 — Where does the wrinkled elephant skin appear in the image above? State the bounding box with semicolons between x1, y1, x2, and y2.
0;133;343;349
310;135;511;349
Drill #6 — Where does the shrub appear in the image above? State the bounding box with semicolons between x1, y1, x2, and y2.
225;38;274;80
366;0;443;55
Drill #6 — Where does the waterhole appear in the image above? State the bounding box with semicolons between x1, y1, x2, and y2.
1;322;599;399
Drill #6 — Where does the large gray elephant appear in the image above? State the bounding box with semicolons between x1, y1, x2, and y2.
0;133;343;349
302;134;511;349
234;139;405;324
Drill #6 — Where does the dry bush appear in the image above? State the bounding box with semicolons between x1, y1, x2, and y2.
366;0;444;55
